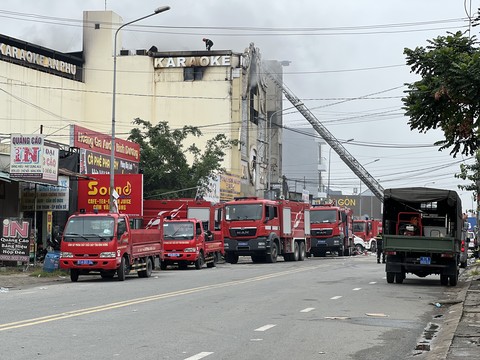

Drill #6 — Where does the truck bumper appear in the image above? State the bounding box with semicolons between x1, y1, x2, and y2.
60;258;119;271
162;251;199;263
311;237;342;253
224;237;270;255
386;254;457;276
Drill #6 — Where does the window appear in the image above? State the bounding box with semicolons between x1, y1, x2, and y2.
184;67;204;81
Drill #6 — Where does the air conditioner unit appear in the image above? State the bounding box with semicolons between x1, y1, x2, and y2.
119;50;130;56
136;49;147;55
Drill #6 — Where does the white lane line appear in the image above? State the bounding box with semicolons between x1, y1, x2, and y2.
300;307;315;313
353;288;362;291
369;281;377;284
330;296;342;300
255;324;276;332
184;352;214;360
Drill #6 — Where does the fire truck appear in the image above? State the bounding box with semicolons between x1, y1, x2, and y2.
353;219;382;252
143;199;224;269
310;203;354;256
223;197;310;264
60;212;163;282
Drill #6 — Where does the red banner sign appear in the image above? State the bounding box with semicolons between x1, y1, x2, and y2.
77;174;143;217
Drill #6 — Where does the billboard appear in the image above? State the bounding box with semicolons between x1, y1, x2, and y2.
77;174;143;217
9;134;59;185
71;125;140;175
0;218;32;262
20;176;70;211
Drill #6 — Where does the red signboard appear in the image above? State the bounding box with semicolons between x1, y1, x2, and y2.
72;125;140;163
77;174;143;217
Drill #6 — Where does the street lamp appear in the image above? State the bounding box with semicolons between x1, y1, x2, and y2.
110;6;170;212
327;138;354;198
359;158;379;218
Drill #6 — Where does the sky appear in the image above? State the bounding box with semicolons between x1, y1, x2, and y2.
0;0;478;211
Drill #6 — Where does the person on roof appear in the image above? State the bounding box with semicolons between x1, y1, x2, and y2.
203;38;213;51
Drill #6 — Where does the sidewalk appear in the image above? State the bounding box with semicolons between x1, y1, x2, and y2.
445;260;480;359
426;259;480;359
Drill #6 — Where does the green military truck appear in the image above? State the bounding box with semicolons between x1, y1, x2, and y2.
382;187;463;286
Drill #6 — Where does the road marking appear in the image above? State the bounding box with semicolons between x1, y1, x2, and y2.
330;296;342;300
255;324;276;332
250;338;263;342
184;352;214;360
353;288;362;291
300;307;315;313
369;281;377;284
0;264;325;332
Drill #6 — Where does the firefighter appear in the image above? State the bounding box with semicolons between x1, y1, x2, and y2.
376;232;385;264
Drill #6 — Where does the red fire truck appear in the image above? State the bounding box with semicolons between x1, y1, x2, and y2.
353;219;382;252
310;203;354;257
223;197;310;264
60;212;163;282
143;199;224;269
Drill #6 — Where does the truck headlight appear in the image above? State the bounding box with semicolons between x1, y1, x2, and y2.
60;252;73;258
100;252;116;258
184;248;196;253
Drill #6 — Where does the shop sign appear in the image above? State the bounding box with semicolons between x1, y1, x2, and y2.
0;218;31;262
20;176;70;211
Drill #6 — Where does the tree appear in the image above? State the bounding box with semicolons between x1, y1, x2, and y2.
128;118;238;199
402;31;480;157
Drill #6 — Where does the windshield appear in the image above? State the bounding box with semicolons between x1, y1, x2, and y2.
225;204;263;221
310;210;337;223
353;222;366;232
163;221;194;240
63;216;115;242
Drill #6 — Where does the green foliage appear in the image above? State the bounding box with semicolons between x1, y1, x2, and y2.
128;118;238;199
402;31;480;157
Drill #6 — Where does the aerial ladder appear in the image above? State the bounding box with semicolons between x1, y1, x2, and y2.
264;66;384;202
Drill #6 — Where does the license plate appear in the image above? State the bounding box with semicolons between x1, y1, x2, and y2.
167;253;180;257
77;260;93;265
420;257;431;265
317;240;326;245
238;242;248;246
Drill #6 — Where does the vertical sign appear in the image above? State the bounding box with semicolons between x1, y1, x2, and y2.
0;218;31;262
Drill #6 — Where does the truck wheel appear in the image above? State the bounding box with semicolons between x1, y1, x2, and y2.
355;244;365;253
226;252;239;264
195;252;204;270
266;242;278;263
386;272;395;283
293;242;300;261
70;269;79;282
118;256;127;281
370;241;376;253
449;272;458;286
298;242;306;261
395;272;404;284
440;274;448;286
160;261;167;270
207;253;217;268
139;257;153;278
337;246;344;257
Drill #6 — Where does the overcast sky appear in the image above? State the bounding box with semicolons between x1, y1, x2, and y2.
0;0;477;210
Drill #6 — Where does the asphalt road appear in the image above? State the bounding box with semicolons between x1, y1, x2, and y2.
0;254;463;360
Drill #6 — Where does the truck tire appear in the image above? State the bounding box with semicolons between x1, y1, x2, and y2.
337;246;344;257
266;242;278;263
370;241;376;253
355;244;365;253
251;255;264;263
395;272;404;284
195;252;204;270
386;272;395;283
293;242;300;261
449;272;458;286
138;257;153;278
207;253;217;268
160;261;167;270
298;242;306;261
225;252;239;264
118;256;127;281
440;274;448;286
70;269;79;282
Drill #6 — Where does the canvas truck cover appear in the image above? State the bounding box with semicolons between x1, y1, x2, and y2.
383;187;463;238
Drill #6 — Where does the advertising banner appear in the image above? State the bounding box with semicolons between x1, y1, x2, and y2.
220;173;241;201
20;176;70;211
71;125;140;175
9;134;59;185
77;174;143;216
0;218;32;262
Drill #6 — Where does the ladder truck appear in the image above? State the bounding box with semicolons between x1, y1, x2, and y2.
263;65;384;202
